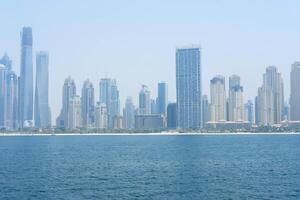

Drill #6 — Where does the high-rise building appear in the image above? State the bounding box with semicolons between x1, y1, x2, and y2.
139;85;151;115
202;95;209;127
150;99;157;114
19;27;33;128
0;64;8;128
290;62;300;121
167;103;177;129
123;97;135;129
0;54;18;130
228;75;244;122
81;79;95;128
68;95;81;130
95;103;108;129
34;51;51;128
56;77;76;128
99;78;120;128
210;75;226;122
5;71;19;130
256;66;284;125
176;46;202;129
156;82;168;116
244;100;254;124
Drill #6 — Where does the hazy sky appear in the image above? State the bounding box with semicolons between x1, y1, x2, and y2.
1;0;300;122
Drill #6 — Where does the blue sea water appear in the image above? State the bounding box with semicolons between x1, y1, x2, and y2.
0;135;300;200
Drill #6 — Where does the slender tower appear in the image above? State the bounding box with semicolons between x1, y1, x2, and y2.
19;27;33;128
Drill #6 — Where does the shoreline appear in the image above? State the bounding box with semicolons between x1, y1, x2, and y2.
0;132;300;136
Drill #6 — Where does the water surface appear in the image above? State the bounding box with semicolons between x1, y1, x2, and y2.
0;135;299;199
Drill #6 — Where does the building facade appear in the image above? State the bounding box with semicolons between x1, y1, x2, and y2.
176;47;202;129
99;78;120;128
81;79;95;128
139;85;151;115
290;62;300;121
210;75;226;122
123;97;135;129
19;27;34;128
34;51;51;128
156;82;168;116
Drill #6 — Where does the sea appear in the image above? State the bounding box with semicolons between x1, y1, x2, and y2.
0;134;299;199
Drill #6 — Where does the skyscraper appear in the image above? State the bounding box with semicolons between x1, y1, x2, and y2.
5;71;18;130
156;82;168;116
35;51;51;128
99;78;120;128
56;77;76;128
19;27;33;128
202;95;209;127
167;103;177;129
95;103;108;129
0;54;18;130
228;75;244;122
256;66;284;125
81;79;95;128
150;99;157;114
210;75;226;122
68;95;81;130
244;100;254;124
139;85;151;115
290;62;300;121
0;64;8;128
123;97;135;129
176;46;202;129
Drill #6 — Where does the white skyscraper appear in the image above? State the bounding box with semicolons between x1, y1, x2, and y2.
228;75;244;122
68;95;82;130
256;66;284;125
210;75;226;122
95;103;108;129
290;62;300;121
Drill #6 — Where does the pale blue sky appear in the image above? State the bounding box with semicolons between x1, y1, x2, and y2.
1;0;300;121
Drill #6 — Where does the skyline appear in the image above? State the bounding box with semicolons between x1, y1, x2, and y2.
1;1;300;122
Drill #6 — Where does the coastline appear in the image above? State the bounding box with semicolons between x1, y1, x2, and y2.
0;132;300;136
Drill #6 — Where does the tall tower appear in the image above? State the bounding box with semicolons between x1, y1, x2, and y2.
99;78;120;128
81;79;95;128
56;77;76;128
156;82;168;116
123;96;135;129
19;27;33;127
35;51;51;128
176;46;202;129
228;75;244;122
210;75;226;122
139;85;151;115
0;54;18;130
256;66;284;125
290;62;300;121
202;95;209;127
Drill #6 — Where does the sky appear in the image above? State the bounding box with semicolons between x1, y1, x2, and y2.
1;0;300;122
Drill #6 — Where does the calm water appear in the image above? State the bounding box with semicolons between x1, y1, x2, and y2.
0;135;300;200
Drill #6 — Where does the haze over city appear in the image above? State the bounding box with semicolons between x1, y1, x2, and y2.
1;0;300;123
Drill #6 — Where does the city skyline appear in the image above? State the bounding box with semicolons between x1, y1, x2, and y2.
1;1;300;123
